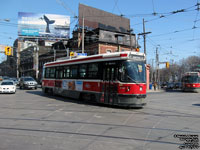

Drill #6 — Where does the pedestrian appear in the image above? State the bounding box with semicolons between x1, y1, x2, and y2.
153;82;157;91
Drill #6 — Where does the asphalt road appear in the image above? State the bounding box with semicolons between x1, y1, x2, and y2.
0;88;199;150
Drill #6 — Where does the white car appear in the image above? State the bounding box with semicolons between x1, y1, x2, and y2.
0;80;16;94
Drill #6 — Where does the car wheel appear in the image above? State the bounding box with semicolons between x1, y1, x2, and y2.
35;87;37;90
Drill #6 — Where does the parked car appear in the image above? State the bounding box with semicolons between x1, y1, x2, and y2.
160;82;167;89
0;80;16;94
10;77;19;86
166;82;175;89
19;76;38;89
2;76;9;80
174;82;182;89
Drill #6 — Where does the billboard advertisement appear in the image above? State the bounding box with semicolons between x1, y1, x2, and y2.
18;12;70;39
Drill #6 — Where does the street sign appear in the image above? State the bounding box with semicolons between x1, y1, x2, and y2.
77;53;87;56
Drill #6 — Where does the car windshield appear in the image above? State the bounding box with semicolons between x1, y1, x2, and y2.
24;78;35;81
119;61;146;83
1;82;14;85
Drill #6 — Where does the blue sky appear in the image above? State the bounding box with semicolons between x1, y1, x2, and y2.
0;0;200;66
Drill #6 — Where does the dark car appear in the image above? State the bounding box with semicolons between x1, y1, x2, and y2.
19;76;38;89
174;82;182;89
166;82;175;89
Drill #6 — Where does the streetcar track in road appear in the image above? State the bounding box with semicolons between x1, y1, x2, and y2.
128;107;200;118
0;117;199;134
0;126;181;146
143;118;165;150
0;106;133;115
0;105;200;119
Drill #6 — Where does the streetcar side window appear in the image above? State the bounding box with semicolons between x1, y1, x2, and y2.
88;63;99;79
79;64;87;78
70;65;78;78
59;67;63;79
49;68;55;78
45;67;55;78
45;68;50;78
63;66;70;78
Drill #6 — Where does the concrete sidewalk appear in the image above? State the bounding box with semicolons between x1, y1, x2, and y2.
147;89;165;93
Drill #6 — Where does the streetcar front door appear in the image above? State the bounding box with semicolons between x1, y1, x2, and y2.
103;63;117;104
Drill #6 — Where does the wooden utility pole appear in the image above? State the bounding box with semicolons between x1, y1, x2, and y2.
138;19;151;63
82;17;84;53
156;47;160;88
143;19;146;56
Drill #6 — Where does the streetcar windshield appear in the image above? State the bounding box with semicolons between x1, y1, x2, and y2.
119;61;146;83
185;75;200;83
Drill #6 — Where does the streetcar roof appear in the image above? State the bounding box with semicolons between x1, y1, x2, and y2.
184;72;200;76
44;51;145;67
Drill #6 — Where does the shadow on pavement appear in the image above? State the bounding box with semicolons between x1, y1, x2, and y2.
192;104;200;107
165;89;183;93
25;90;139;110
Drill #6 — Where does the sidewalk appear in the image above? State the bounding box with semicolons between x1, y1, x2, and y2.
147;89;165;93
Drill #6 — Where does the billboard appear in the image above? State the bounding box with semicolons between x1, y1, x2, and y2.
79;4;130;33
18;12;70;39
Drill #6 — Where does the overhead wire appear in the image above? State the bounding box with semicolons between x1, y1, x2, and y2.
192;0;200;39
111;0;118;13
151;0;157;16
131;5;197;26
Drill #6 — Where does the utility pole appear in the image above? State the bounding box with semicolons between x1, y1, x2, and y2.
138;19;151;63
143;19;146;56
82;17;84;53
34;39;39;81
151;59;154;82
156;47;160;88
53;47;56;61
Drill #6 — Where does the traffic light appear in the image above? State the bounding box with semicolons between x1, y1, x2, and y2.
4;46;12;56
136;48;140;52
166;62;170;68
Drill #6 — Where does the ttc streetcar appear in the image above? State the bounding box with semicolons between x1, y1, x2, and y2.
181;72;200;93
42;51;147;107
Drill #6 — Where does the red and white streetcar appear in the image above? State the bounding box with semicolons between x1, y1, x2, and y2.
181;72;200;93
42;51;147;107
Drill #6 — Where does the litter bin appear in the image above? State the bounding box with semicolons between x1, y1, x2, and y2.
149;84;152;90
